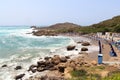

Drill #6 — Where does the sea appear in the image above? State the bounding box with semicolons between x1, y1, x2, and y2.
0;26;74;80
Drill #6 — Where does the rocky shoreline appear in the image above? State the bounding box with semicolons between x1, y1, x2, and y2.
1;39;99;80
1;35;120;80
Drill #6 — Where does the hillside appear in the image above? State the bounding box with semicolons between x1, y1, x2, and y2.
32;15;120;36
48;22;81;30
32;22;81;36
89;15;120;33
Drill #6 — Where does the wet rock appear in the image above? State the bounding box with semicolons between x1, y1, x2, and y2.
60;57;67;62
67;45;76;51
75;49;78;51
31;69;37;73
81;47;88;51
65;56;70;59
82;42;90;46
37;67;45;72
2;64;7;67
44;56;51;61
28;64;37;73
14;74;25;80
15;66;22;70
37;61;46;67
31;26;36;28
77;41;82;44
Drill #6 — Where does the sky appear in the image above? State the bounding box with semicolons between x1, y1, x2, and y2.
0;0;120;26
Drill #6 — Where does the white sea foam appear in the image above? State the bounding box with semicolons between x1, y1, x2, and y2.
0;26;99;80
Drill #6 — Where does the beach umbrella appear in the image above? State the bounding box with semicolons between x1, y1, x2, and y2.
98;40;103;64
109;43;117;57
98;40;102;54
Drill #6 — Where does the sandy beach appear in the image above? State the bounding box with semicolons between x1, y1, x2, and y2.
19;35;99;80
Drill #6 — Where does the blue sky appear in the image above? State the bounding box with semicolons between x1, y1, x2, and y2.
0;0;120;26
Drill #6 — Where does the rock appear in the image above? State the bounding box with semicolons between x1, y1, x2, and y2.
51;55;60;65
82;42;90;46
81;47;88;51
49;66;57;71
37;67;45;72
60;57;67;62
65;56;70;59
44;63;54;70
15;66;22;70
14;74;25;80
58;63;66;73
67;45;76;51
37;61;46;67
75;49;78;51
91;60;97;65
53;60;60;65
28;64;37;73
31;69;37;73
31;26;36;28
44;56;51;61
77;41;82;44
70;62;76;68
2;64;7;67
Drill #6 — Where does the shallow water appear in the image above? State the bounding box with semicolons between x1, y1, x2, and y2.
0;26;73;80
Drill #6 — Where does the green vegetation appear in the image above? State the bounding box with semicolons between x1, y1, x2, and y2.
103;71;120;80
70;69;120;80
71;69;87;77
70;69;101;80
54;16;120;34
34;15;120;35
80;15;120;33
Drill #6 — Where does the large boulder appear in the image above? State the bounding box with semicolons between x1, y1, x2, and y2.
82;42;90;46
81;47;88;51
67;45;76;51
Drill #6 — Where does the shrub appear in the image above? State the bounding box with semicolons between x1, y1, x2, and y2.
71;69;87;77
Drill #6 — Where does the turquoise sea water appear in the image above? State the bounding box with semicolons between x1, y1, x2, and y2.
0;26;72;80
0;26;71;58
